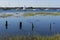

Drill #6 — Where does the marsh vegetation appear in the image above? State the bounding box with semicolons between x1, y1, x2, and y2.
0;34;60;40
23;12;60;16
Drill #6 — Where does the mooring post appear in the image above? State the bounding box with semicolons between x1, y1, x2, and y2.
32;23;34;31
19;22;22;30
5;21;8;29
50;23;51;30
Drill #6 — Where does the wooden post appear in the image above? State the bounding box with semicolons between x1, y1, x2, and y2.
50;23;51;30
5;21;8;29
32;23;34;31
19;22;22;30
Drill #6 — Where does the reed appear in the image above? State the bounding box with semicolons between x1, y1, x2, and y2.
23;12;60;16
0;34;60;40
0;13;13;18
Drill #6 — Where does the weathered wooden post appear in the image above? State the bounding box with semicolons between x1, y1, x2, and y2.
50;23;51;30
5;21;8;29
32;23;34;31
19;22;22;30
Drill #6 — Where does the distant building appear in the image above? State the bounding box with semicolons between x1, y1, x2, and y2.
23;5;26;10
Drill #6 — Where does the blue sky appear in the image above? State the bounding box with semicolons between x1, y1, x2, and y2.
0;0;60;7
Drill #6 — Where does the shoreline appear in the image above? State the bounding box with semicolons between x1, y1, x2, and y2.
0;12;60;18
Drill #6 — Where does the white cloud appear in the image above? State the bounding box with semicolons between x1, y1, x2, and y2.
0;0;60;7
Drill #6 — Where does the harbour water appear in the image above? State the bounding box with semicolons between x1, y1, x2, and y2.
0;9;60;36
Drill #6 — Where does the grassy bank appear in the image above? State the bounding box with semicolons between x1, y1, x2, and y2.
0;13;14;18
0;34;60;40
0;13;23;18
23;12;60;16
0;12;60;18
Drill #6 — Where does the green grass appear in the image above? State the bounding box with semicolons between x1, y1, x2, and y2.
23;12;60;16
1;34;60;40
0;12;60;18
0;14;13;18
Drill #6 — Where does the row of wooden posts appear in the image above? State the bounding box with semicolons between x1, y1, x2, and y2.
5;21;34;31
5;21;52;31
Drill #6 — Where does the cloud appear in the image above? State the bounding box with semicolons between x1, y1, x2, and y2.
0;0;60;7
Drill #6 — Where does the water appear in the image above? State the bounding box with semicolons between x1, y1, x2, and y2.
0;10;60;36
0;9;60;13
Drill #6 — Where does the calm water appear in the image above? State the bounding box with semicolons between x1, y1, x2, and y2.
0;10;60;36
0;9;60;13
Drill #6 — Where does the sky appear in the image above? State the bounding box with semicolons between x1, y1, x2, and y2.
0;0;60;7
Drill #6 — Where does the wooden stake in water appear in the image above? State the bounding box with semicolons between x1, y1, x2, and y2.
50;23;51;30
32;23;34;31
19;22;22;30
5;21;8;29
